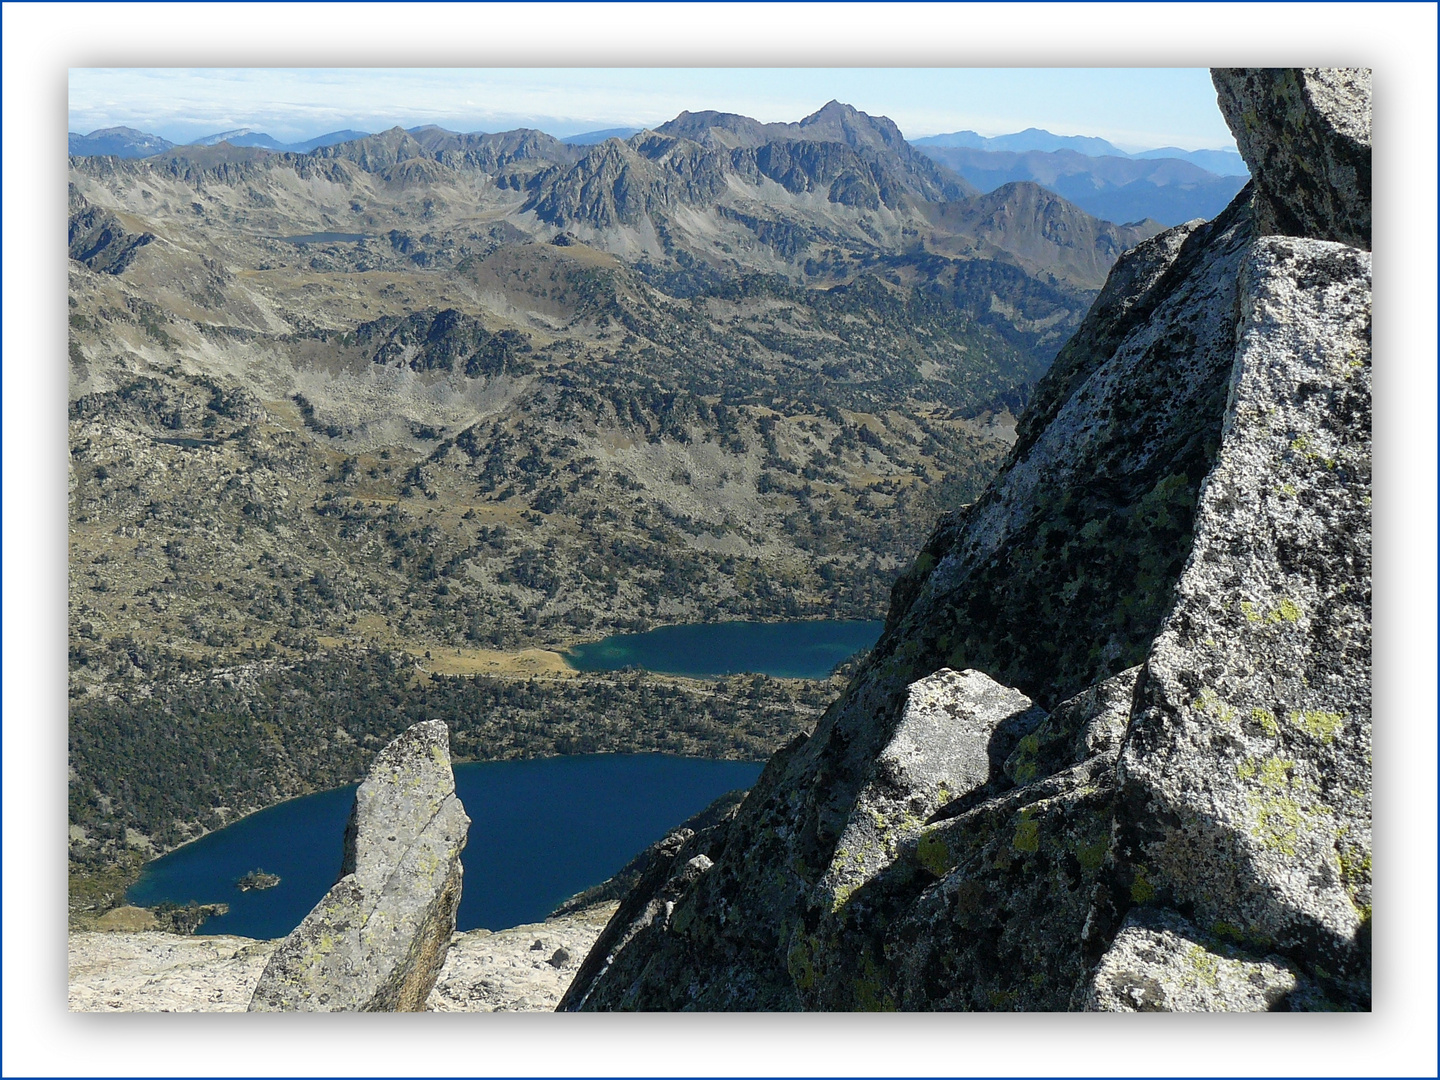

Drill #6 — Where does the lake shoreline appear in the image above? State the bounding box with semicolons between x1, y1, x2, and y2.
563;617;883;681
126;754;766;939
77;618;874;932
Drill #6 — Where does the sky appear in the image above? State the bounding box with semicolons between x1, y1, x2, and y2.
68;67;1237;152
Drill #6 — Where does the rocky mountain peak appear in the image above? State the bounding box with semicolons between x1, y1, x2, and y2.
654;109;775;149
796;99;907;153
313;125;428;172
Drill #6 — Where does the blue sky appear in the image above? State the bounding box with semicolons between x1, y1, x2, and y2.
68;67;1236;152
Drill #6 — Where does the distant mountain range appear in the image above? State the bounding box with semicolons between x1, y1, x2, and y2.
913;144;1248;227
67;118;1245;229
187;128;373;153
68;126;377;157
67;126;177;158
69;101;1157;298
911;127;1249;176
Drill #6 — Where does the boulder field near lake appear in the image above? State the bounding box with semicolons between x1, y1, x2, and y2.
67;68;1370;1013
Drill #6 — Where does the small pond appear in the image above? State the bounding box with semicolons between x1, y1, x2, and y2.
281;231;370;244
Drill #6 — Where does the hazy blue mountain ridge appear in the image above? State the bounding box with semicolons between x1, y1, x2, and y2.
563;127;644;145
69;118;1248;180
913;126;1129;157
912;126;1249;176
915;143;1249;226
68;127;176;158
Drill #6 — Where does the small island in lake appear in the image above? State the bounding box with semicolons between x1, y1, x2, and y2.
236;869;281;892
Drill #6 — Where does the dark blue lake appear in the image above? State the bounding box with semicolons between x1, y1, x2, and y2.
127;754;762;940
564;619;883;680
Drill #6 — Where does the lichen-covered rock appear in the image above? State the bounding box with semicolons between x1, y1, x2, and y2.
789;669;1043;1008
563;733;814;1011
557;779;751;1011
568;194;1255;1011
1084;909;1303;1012
1004;666;1138;786
883;190;1253;711
549;788;748;919
813;669;1042;916
249;720;469;1011
1212;68;1370;249
1105;236;1371;1006
888;751;1117;1010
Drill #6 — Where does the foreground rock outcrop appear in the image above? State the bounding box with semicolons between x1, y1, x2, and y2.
249;720;470;1011
68;900;617;1013
564;67;1370;1012
1212;68;1371;249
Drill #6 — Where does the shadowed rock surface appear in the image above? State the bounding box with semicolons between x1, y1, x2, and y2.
248;720;469;1011
67;186;154;275
565;67;1370;1013
1213;68;1370;249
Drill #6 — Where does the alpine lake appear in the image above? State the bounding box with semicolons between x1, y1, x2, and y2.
127;619;882;938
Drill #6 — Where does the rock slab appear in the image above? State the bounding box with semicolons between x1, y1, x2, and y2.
69;932;277;1012
1084;909;1305;1012
1108;235;1371;1004
426;903;619;1012
248;720;469;1011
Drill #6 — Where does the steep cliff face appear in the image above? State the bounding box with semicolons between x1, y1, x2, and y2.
564;68;1371;1012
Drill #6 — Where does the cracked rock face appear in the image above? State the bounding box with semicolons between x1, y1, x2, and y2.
249;720;469;1011
1106;236;1371;1004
